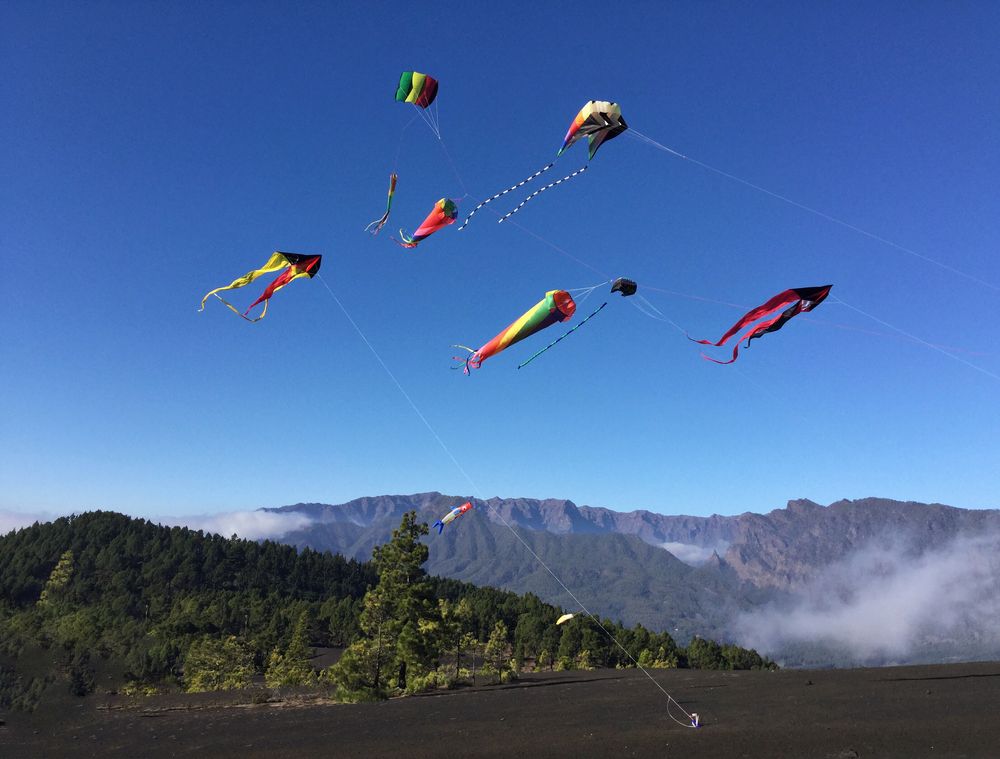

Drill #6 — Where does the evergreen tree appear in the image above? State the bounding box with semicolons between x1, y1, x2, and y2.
332;512;440;699
265;609;315;687
686;636;725;670
184;635;254;692
556;622;581;670
37;549;74;608
484;620;509;674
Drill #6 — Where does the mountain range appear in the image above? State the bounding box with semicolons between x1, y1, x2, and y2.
268;493;1000;665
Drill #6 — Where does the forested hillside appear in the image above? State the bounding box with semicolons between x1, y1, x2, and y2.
0;512;772;711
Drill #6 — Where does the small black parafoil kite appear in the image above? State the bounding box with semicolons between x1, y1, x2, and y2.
611;277;637;297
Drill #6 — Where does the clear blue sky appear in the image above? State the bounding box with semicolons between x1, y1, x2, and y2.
2;0;998;519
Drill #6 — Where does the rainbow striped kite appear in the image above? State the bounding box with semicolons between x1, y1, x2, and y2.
453;289;577;373
398;198;457;248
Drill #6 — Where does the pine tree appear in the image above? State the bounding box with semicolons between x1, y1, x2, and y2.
332;511;440;699
37;550;74;608
265;609;315;687
184;635;255;692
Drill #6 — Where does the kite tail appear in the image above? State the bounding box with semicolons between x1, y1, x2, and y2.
433;520;444;534
205;292;270;323
699;345;740;364
241;298;270;323
450;344;480;375
364;212;390;236
686;333;714;345
456;163;554;231
395;229;419;249
497;165;589;224
517;302;608;369
365;173;398;236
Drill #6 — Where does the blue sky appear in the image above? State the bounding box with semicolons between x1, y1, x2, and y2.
2;0;998;521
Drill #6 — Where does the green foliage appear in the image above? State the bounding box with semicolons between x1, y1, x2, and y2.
331;512;439;699
0;510;776;710
37;549;74;608
66;648;96;696
0;512;376;706
0;664;51;712
265;610;315;687
686;636;724;670
330;637;397;702
184;635;255;692
484;620;509;672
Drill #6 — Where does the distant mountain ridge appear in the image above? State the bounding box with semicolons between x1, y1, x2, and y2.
271;493;999;587
269;494;1000;661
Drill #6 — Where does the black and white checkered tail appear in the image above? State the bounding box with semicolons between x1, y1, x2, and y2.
457;163;554;231
497;165;589;224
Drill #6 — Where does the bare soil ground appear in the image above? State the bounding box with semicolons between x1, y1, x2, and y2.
2;661;998;758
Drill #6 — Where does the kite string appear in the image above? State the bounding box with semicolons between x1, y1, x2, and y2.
829;296;1000;382
413;102;441;140
630;294;690;337
435;118;994;368
441;152;993;369
393;112;420;172
316;273;696;727
567;280;610;308
435;134;470;198
626;128;999;293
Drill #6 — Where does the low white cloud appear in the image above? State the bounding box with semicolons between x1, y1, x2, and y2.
0;511;56;536
0;508;314;542
734;533;1000;662
661;541;729;565
158;510;315;541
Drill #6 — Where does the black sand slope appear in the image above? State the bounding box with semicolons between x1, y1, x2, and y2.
3;662;998;758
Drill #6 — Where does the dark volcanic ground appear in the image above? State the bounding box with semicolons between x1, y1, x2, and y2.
3;662;998;758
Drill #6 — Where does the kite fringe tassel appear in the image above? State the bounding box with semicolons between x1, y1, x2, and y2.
364;214;390;236
365;173;398;236
395;230;418;249
456;163;555;231
498;165;589;223
450;344;480;375
517;301;608;369
206;293;269;323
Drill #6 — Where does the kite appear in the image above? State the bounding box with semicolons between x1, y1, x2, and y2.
458;100;627;230
396;71;440;138
610;277;637;297
453;289;577;373
395;71;439;109
365;173;397;236
516;277;637;369
556;613;576;626
690;285;832;363
558;101;629;161
199;252;322;322
433;501;473;534
398;198;458;248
